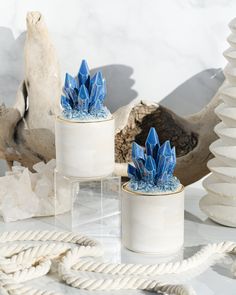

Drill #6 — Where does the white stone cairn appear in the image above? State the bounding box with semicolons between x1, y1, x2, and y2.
200;18;236;227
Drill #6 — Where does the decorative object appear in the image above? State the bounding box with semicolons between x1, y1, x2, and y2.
61;60;110;120
0;230;236;295
0;11;60;171
55;61;114;178
122;128;184;254
0;160;56;222
200;18;236;227
24;11;61;132
54;170;121;236
0;11;223;186
0;166;39;222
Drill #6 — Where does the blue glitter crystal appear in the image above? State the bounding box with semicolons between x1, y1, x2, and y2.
132;142;145;178
63;87;78;105
128;127;180;193
90;72;104;105
127;163;138;180
64;73;77;90
145;127;160;158
61;95;72;111
156;140;172;181
145;155;156;171
78;85;89;112
61;60;110;120
78;59;90;87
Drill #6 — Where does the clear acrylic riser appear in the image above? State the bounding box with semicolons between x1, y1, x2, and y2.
54;169;121;237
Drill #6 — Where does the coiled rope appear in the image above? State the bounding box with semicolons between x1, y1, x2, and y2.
0;230;234;295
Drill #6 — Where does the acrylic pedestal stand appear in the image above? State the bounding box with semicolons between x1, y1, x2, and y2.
54;169;121;237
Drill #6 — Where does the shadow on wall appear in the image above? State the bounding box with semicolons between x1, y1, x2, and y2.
0;27;25;106
160;68;225;116
0;27;138;112
91;65;138;113
92;67;224;115
0;26;224;116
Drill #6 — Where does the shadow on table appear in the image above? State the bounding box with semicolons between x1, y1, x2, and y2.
212;256;235;279
181;245;234;281
184;211;218;226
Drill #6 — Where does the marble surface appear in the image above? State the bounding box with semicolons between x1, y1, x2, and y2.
0;178;235;294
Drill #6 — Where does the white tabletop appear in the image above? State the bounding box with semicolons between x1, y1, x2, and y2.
0;178;235;295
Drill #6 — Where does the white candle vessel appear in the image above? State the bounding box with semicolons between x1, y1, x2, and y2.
122;183;184;254
55;60;115;179
121;127;184;254
55;116;115;178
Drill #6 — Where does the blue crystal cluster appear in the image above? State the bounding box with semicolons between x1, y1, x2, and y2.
127;127;180;194
61;60;110;120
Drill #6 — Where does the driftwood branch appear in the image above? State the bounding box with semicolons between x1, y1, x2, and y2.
0;11;222;186
114;92;221;185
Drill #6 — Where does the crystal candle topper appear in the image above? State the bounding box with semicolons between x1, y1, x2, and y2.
61;60;110;120
128;127;180;193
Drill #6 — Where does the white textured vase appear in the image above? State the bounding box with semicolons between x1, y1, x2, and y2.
55;116;115;178
200;18;236;227
121;183;184;254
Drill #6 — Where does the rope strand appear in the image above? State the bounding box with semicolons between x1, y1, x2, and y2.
0;230;234;295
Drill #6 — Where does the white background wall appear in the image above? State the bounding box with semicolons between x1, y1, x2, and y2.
0;0;235;174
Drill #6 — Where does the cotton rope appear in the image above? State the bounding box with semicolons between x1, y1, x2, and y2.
0;231;235;295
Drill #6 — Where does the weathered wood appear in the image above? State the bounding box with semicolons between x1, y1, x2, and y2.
114;88;221;186
0;11;222;186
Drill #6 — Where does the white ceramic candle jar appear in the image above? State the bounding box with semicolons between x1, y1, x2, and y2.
55;116;115;178
122;183;184;254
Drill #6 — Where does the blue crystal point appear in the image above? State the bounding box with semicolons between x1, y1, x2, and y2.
99;79;107;102
90;84;102;105
159;140;172;156
132;142;145;175
145;127;160;158
89;73;97;93
156;156;169;182
78;60;90;86
78;85;89;112
132;142;145;162
96;71;103;85
144;156;156;182
89;72;106;106
65;73;77;90
95;78;106;102
63;87;78;105
90;72;102;92
156;140;171;163
156;140;174;181
128;164;138;180
167;147;176;175
171;147;176;164
145;156;156;172
90;99;102;112
61;95;72;110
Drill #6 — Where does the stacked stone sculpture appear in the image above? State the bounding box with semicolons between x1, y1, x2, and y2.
200;18;236;227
